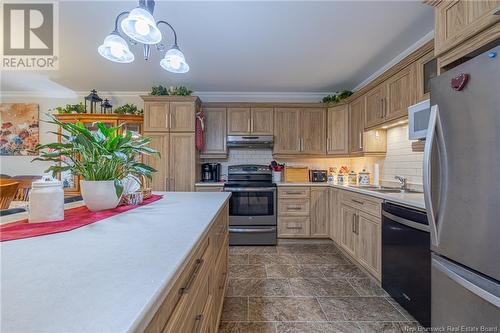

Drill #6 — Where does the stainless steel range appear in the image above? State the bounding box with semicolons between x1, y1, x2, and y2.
224;165;277;246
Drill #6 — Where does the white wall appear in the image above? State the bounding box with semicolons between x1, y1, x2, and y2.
0;93;142;176
381;124;423;189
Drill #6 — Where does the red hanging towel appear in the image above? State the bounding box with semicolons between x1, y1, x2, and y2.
195;110;205;151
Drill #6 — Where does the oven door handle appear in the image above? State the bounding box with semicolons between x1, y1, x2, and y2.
229;227;276;234
224;187;276;192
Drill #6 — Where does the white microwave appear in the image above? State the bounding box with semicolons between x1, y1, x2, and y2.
408;99;431;140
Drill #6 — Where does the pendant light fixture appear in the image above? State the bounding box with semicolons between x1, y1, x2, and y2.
98;0;189;73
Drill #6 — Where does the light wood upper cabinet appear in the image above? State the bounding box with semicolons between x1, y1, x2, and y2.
349;97;365;154
434;0;500;57
356;211;381;279
170;102;196;132
385;65;415;121
327;105;349;155
251;108;274;135
364;85;386;129
300;108;326;155
202;107;227;157
144;102;169;131
227;108;251;134
169;133;197;192
415;51;437;102
310;187;329;237
143;132;169;191
274;108;301;154
340;203;357;258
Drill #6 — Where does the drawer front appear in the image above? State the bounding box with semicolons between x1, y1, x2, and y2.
195;186;224;192
210;204;229;258
278;198;310;216
340;190;381;219
278;216;310;238
163;242;211;333
278;187;310;199
150;236;210;333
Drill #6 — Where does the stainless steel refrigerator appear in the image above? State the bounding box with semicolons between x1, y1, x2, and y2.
426;44;500;328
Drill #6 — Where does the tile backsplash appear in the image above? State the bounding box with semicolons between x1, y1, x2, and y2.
202;124;423;188
381;124;423;189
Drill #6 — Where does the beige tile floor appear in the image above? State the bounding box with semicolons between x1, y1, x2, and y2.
219;241;421;333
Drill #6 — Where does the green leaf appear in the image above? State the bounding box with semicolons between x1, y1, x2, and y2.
114;179;124;198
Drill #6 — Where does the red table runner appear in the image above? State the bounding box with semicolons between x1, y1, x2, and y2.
0;195;163;242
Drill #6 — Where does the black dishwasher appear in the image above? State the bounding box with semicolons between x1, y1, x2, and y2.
382;202;430;328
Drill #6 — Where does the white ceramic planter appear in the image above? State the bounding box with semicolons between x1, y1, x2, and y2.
80;180;121;212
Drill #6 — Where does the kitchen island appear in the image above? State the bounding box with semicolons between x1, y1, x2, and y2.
0;192;230;333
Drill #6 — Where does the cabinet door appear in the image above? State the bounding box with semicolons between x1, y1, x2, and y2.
169;133;196;192
356;211;381;280
274;108;301;154
329;188;340;243
327;105;349;155
169;102;195;132
340;204;357;258
251;108;274;135
227;108;251;134
435;0;500;56
415;51;437;102
364;85;386;129
385;65;415;121
310;187;329;237
300;108;326;154
202;108;227;156
144;102;169;132
143;132;169;191
349;98;365;154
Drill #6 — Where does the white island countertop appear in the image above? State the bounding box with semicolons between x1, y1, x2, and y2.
0;192;231;333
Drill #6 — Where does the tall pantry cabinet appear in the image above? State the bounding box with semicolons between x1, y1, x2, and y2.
142;96;201;191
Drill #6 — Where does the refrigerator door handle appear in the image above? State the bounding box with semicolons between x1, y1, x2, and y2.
424;104;448;247
432;256;500;308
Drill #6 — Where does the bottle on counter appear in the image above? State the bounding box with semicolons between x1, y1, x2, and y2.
28;176;64;223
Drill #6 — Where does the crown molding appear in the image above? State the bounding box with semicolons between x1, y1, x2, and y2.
1;90;329;103
352;30;434;92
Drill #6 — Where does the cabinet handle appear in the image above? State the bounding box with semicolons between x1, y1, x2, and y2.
180;258;204;294
248;118;251;132
359;132;362;149
351;199;364;205
356;214;360;235
286;226;303;230
285;191;303;195
493;6;500;15
169;113;172;129
352;214;356;233
381;98;385;118
171;177;175;191
287;206;302;210
193;314;204;333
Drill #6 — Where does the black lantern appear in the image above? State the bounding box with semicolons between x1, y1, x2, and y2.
84;89;103;114
101;99;113;114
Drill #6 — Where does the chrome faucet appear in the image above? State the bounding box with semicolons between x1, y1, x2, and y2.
394;175;408;192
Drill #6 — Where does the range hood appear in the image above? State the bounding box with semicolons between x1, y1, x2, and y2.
226;135;274;149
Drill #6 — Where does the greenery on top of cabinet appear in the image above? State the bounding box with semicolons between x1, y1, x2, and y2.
150;85;193;96
322;90;353;105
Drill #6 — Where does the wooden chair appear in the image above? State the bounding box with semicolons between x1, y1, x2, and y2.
0;179;20;209
11;176;41;201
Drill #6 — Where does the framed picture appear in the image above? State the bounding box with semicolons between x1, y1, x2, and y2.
0;103;39;156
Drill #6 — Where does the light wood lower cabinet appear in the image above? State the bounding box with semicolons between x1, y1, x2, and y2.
310;187;329;237
277;186;329;238
329;188;341;243
145;203;228;333
338;191;382;281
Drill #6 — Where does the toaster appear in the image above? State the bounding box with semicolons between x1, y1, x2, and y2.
309;170;328;182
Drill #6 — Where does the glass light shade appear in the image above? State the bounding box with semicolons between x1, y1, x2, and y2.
160;47;189;73
98;33;134;63
120;7;162;45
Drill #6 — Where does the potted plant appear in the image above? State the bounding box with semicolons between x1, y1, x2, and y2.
33;116;159;211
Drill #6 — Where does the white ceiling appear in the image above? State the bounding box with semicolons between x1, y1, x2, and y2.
1;1;434;94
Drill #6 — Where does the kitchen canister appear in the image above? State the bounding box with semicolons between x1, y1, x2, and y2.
358;169;370;186
348;171;358;185
28;177;64;223
337;173;346;185
272;171;282;183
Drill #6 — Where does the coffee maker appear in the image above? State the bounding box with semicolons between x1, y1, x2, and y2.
201;163;221;182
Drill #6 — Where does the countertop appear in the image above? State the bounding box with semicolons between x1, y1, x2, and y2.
276;182;425;210
0;192;231;333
